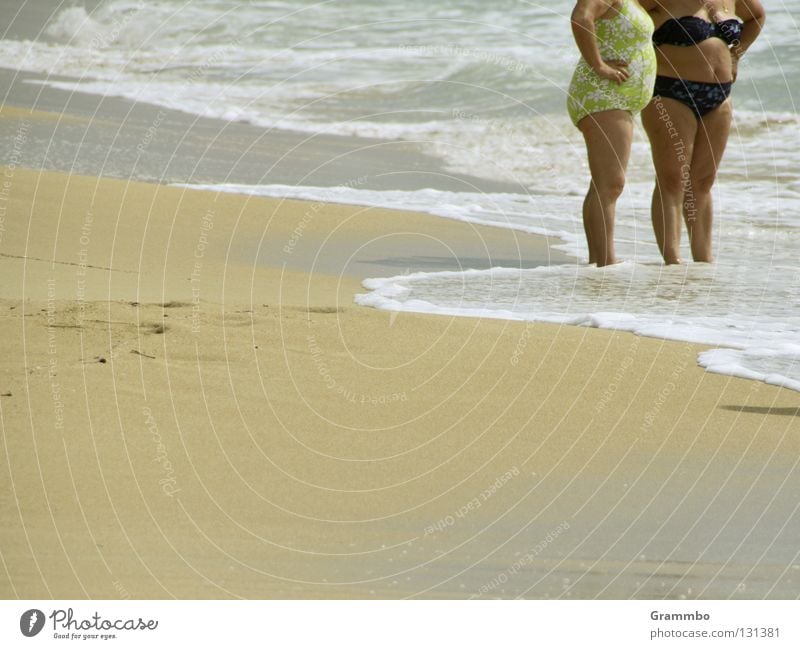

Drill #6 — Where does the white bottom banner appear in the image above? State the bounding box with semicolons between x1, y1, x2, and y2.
1;600;796;648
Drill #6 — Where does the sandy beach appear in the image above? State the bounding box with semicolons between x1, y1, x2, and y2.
1;138;798;598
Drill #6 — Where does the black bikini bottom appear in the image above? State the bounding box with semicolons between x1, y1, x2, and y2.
653;75;733;119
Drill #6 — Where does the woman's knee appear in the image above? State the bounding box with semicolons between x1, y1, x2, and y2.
688;170;717;194
654;167;685;196
591;174;625;202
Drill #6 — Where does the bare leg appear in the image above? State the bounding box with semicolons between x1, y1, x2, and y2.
578;110;634;267
686;99;732;262
641;96;698;264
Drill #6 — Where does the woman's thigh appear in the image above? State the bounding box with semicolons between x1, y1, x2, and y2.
641;96;698;190
578;110;635;186
691;99;733;190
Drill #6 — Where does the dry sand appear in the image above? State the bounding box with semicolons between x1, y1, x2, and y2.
1;156;799;598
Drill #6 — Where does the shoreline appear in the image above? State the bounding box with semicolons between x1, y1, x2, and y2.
0;67;573;275
0;66;530;193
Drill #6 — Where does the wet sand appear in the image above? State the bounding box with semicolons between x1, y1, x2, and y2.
0;66;530;193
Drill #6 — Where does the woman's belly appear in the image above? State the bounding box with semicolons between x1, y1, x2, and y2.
656;39;734;83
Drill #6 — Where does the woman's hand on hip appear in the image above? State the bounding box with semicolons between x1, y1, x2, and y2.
594;59;630;84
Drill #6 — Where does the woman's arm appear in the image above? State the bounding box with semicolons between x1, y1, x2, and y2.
571;0;630;83
734;0;766;56
637;0;659;11
731;0;766;79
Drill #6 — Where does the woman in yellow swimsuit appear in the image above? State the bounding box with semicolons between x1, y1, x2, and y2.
568;0;657;265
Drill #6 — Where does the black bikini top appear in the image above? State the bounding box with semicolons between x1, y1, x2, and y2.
652;16;743;47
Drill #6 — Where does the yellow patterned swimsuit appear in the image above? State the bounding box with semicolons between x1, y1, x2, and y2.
567;0;656;126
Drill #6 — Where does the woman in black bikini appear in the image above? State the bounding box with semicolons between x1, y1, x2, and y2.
640;1;765;263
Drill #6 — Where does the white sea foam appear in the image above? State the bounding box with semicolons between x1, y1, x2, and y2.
354;263;800;392
173;182;596;258
176;181;800;392
699;347;800;392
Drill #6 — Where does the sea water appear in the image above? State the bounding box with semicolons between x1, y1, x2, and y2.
2;0;799;390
